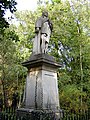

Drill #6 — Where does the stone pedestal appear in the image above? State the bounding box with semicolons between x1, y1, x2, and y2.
17;54;61;119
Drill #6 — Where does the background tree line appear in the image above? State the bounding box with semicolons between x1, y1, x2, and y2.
0;0;90;113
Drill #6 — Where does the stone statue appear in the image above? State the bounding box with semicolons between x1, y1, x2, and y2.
33;11;53;54
18;11;61;120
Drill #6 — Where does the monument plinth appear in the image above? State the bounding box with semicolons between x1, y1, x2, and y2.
17;11;61;120
22;54;60;109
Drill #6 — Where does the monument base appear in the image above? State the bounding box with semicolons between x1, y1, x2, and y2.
17;54;61;120
17;108;63;120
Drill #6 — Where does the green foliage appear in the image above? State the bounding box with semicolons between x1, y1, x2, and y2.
0;0;17;30
60;84;87;112
0;28;27;107
10;11;38;61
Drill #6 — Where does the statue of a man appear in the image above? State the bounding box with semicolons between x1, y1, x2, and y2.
33;11;53;54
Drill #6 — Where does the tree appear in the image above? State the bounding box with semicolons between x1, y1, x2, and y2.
69;0;90;110
0;28;20;107
0;0;17;31
10;10;38;61
0;0;28;108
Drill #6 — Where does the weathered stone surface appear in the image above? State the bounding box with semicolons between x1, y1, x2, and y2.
22;53;61;69
25;71;36;108
33;11;53;54
42;69;59;109
17;108;62;120
21;54;61;111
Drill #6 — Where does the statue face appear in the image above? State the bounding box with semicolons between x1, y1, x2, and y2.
42;11;48;17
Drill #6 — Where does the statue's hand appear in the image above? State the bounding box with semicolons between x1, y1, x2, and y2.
35;27;39;33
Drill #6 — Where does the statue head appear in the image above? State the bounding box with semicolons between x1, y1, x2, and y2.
42;11;48;17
